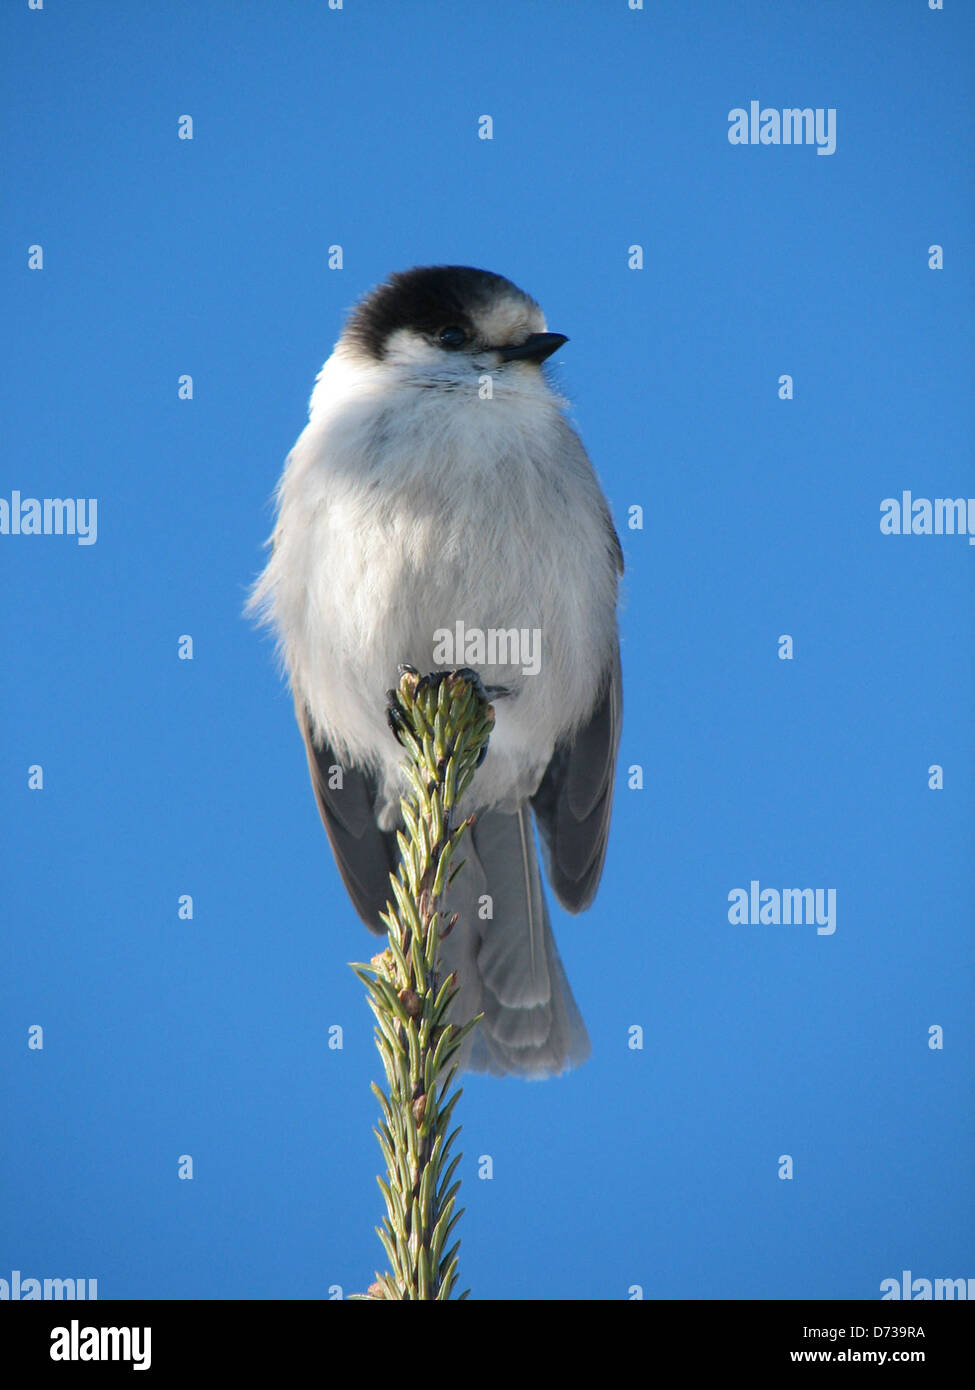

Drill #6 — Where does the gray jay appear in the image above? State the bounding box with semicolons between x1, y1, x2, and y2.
248;265;622;1078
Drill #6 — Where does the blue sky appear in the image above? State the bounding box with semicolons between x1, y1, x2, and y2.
2;0;972;1301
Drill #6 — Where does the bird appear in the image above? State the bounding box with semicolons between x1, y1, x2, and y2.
247;265;622;1078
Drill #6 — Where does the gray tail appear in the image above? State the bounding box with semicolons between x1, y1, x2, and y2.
438;805;591;1079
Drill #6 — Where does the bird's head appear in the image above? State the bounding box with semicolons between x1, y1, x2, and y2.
336;265;568;385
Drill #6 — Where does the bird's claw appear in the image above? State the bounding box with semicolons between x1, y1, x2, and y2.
386;667;496;764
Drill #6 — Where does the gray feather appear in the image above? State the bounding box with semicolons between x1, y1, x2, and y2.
440;806;591;1078
296;700;399;935
531;646;622;913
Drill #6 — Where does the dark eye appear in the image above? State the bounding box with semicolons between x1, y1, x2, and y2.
438;326;467;349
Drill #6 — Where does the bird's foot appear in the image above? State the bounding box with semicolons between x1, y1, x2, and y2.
386;667;498;766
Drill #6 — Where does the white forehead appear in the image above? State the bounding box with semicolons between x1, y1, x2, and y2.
472;291;547;345
379;288;550;367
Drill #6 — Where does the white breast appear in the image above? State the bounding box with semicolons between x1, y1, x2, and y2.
250;352;619;823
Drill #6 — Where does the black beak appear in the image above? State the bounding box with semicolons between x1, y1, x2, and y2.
496;332;568;364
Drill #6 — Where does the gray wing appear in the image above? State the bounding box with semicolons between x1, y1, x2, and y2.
295;699;399;936
530;644;622;913
530;509;622;913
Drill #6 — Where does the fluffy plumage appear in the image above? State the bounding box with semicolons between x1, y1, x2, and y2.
249;266;622;1077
